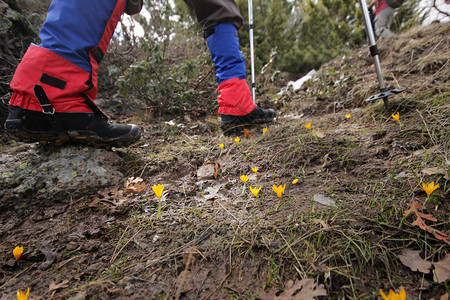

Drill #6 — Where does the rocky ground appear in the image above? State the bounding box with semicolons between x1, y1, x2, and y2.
0;21;449;299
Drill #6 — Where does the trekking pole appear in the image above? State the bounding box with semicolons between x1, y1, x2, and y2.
248;0;256;103
358;0;404;110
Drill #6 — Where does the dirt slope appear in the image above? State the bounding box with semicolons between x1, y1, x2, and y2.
0;22;449;299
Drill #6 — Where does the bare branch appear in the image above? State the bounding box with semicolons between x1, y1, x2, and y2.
432;0;450;18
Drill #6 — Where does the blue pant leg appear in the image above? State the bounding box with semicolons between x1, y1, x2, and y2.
206;23;246;84
39;0;127;72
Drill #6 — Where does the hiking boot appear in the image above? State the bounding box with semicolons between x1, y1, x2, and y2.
220;106;276;132
4;105;141;148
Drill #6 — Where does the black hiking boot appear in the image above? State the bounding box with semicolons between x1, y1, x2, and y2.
220;106;276;134
4;105;141;148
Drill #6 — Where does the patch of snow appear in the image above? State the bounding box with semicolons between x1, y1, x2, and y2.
165;120;185;128
278;69;317;95
419;0;450;25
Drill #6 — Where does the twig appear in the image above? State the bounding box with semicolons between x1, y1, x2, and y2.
202;271;231;300
425;59;449;85
0;263;36;289
282;226;337;253
390;72;400;88
175;251;193;300
53;279;115;298
119;98;158;111
110;226;129;264
142;226;213;267
193;67;214;90
277;229;306;279
201;233;235;300
56;253;88;270
422;38;443;61
216;201;241;223
110;228;143;264
416;109;437;146
432;0;450;17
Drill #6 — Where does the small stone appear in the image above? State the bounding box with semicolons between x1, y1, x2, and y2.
196;164;216;181
313;194;337;207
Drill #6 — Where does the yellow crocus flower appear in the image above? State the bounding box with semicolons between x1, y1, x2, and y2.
272;184;286;198
13;246;23;260
240;175;249;183
379;288;406;300
392;112;400;122
17;288;30;300
421;181;439;197
152;184;164;199
249;186;262;197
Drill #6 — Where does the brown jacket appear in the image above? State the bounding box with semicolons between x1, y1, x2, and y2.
125;0;143;15
125;0;243;30
184;0;243;30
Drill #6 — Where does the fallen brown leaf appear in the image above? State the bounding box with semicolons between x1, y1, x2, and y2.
124;177;147;194
433;254;450;283
214;162;221;179
257;279;327;300
244;128;255;138
312;218;330;230
398;249;431;274
404;201;450;245
88;196;101;208
404;201;437;222
48;279;70;293
421;167;449;180
313;129;325;138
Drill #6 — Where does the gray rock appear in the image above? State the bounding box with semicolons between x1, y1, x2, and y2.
313;194;337;207
0;144;124;204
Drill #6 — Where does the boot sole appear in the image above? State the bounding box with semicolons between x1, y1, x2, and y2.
5;119;140;148
220;118;275;135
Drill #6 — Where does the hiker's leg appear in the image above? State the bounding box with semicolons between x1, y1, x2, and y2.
9;0;126;112
6;0;140;146
206;22;256;115
374;6;395;38
384;6;395;29
184;0;275;129
183;0;243;30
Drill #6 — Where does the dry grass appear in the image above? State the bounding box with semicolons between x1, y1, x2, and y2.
0;22;449;299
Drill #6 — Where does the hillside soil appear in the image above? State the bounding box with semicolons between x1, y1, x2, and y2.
0;22;449;299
